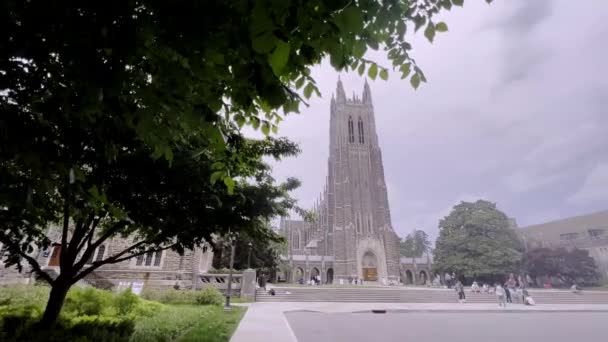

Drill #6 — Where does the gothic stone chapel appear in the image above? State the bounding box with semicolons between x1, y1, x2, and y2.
280;79;401;285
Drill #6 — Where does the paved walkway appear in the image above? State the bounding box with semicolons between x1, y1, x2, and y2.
230;302;608;342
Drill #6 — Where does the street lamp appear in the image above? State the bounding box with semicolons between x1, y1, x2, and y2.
224;234;236;311
247;242;253;269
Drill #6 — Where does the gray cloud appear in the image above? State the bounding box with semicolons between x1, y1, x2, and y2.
269;0;608;240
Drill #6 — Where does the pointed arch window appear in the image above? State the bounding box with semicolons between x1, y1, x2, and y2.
348;116;355;143
358;118;365;144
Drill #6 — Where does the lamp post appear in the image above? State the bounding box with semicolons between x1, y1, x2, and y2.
224;235;236;311
247;242;253;269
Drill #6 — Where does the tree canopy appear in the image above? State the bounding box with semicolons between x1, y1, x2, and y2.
524;247;599;286
399;230;431;258
433;200;524;282
1;0;484;328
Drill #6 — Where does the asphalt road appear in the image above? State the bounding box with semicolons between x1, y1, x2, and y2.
285;311;608;342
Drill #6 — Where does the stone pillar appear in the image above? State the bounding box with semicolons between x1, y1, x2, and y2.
240;269;257;300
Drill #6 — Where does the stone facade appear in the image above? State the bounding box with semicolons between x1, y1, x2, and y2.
0;225;215;291
519;210;608;278
280;80;401;284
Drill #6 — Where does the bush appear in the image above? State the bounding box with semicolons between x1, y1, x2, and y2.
0;310;134;342
141;288;197;305
64;287;113;316
129;305;204;342
132;299;165;317
0;285;49;308
114;289;140;315
195;287;223;306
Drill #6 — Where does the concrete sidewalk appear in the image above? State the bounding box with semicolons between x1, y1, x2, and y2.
230;302;608;342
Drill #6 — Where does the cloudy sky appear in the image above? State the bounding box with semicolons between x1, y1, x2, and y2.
268;0;608;242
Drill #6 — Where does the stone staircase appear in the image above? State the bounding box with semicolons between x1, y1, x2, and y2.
256;287;608;304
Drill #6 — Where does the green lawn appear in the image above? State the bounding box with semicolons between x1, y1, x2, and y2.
176;306;246;342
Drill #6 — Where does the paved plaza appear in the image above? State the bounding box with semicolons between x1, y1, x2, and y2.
230;302;608;342
286;311;608;342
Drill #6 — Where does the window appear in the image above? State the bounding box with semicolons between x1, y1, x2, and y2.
588;228;605;240
347;117;355;143
357;118;365;144
85;245;106;264
560;233;579;241
134;250;163;268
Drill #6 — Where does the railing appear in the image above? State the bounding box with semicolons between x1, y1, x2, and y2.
200;273;242;290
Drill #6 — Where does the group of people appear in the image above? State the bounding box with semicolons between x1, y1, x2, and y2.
454;274;536;307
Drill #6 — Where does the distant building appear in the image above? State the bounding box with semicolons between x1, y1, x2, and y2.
0;225;215;290
519;210;608;278
280;79;402;285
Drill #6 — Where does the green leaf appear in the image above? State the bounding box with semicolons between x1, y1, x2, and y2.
397;21;407;37
441;0;453;10
210;171;224;184
252;32;276;54
223;177;235;194
435;22;448;32
335;6;364;33
357;63;365;76
410;73;421;89
304;82;314;99
400;63;411;79
211;162;224;170
268;40;290;75
251;116;261;129
352;39;367;59
379;68;388;81
367;63;378;80
295;77;305;89
452;0;464;6
271;125;278;134
261;122;270;135
424;23;436;43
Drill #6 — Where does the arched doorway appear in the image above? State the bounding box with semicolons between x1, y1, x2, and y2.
405;270;414;284
419;270;428;285
361;251;378;281
326;268;334;284
310;267;320;282
295;267;304;283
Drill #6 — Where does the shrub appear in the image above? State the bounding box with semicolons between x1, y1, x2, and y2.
114;289;140;315
0;285;49;308
195;286;223;306
132;299;165;317
129;305;204;342
141;288;197;305
64;287;113;316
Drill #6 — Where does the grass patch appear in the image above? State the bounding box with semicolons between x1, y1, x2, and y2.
177;306;246;342
229;297;253;303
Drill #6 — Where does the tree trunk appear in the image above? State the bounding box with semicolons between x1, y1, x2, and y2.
39;280;71;328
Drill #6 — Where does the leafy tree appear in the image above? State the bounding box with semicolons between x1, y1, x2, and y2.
1;0;485;328
212;226;285;271
400;230;431;258
524;247;599;285
0;128;300;327
433;200;524;282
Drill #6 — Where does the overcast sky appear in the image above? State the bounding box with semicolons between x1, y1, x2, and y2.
268;0;608;243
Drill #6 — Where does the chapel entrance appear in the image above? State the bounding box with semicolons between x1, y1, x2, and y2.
361;251;378;281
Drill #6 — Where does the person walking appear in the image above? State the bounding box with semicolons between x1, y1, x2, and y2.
455;280;466;303
504;283;512;303
495;283;507;308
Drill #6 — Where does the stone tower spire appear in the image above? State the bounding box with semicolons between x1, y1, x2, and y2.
362;79;372;105
336;76;346;103
326;78;400;284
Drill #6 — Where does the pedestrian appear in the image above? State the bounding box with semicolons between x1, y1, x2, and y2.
445;272;452;288
495;283;506;308
504;283;512;303
471;281;480;293
455;280;466;303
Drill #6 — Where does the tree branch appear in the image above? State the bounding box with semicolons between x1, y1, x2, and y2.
74;242;178;282
2;239;54;285
69;212;95;257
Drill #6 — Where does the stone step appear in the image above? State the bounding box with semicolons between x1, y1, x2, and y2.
255;288;608;304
